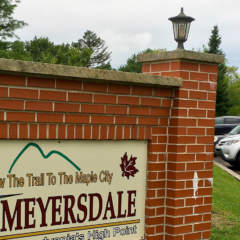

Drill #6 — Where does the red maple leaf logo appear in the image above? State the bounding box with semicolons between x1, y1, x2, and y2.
120;152;139;179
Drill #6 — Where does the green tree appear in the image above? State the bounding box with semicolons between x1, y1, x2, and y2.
119;48;155;73
72;30;111;68
0;0;27;39
205;25;230;116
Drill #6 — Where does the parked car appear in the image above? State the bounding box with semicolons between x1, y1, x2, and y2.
214;116;240;146
216;134;240;167
215;125;240;156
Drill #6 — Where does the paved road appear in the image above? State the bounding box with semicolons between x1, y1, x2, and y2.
215;155;240;175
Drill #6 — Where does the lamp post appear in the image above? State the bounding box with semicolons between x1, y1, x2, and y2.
169;8;195;50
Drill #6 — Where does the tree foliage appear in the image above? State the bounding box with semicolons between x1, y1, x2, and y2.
119;48;156;73
0;0;27;39
0;30;112;69
205;25;230;116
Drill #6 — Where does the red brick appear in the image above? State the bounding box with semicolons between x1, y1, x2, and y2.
175;89;188;98
161;99;171;107
83;82;107;92
0;87;8;97
55;102;79;112
198;100;216;109
37;113;63;123
181;80;198;89
19;124;28;139
142;63;150;72
194;222;211;231
169;136;195;144
199;82;216;91
30;124;38;139
185;215;202;224
161;71;189;79
57;125;66;139
184;232;201;240
49;124;57;139
40;90;66;101
188;109;206;117
108;126;115;139
167;181;185;189
108;84;130;94
171;61;199;71
84;125;91;139
0;99;24;110
190;72;208;81
56;79;82;90
208;92;216;101
171;109;188;117
151;108;169;117
67;125;75;139
152;127;166;135
165;235;182;240
81;104;105;114
165;225;192;234
198;119;214;127
197;136;213;144
65;114;89;124
148;162;165;171
189;90;207;100
154;88;173;97
187;162;204;170
200;64;218;73
145;226;155;234
132;86;152;96
39;124;47;139
28;77;55;88
173;99;197;108
68;92;92;103
115;116;136;124
123;126;131;139
168;127;187;135
94;94;116;104
148;144;166;153
26;101;53;111
118;96;139;105
187;127;205;135
209;73;217;82
187;145;205;152
10;88;38;99
0;123;8;138
129;106;149;116
106;105;127;115
170;118;196;127
141;98;161;107
151;62;170;72
166;199;185;207
147;198;164;207
145;216;164;225
7;112;35;122
91;116;114;124
0;75;25;86
9;124;18;138
75;125;83;139
194;205;212;214
168;145;186;153
91;126;99;139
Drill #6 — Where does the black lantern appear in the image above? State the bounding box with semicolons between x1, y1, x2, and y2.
169;8;195;49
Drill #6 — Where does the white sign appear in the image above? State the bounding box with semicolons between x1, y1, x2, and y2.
0;140;147;240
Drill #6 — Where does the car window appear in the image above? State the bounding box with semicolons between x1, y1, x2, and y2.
225;118;240;124
215;125;235;135
215;117;224;124
229;125;240;135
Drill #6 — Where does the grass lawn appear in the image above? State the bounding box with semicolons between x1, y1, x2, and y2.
211;165;240;239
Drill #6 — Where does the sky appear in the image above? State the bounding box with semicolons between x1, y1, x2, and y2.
13;0;240;69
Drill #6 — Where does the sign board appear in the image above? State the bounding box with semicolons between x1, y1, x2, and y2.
0;140;147;240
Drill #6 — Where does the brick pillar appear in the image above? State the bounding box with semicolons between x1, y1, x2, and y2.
138;50;224;240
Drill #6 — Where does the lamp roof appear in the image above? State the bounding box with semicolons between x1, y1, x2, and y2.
169;8;195;23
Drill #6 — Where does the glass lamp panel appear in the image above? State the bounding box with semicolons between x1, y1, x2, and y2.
178;23;186;41
173;23;178;40
185;23;191;40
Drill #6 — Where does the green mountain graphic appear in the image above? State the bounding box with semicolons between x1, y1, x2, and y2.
8;142;81;173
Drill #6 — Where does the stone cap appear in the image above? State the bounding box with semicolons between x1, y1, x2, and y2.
0;58;182;87
137;49;224;64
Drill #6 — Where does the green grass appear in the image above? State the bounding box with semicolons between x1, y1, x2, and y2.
211;165;240;239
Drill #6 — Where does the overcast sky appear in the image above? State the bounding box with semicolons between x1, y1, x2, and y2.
13;0;240;69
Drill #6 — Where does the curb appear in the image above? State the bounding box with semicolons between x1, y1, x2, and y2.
214;160;240;181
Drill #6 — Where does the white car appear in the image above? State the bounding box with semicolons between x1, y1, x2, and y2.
216;135;240;166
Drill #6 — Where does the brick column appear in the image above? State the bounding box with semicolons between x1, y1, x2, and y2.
138;50;224;240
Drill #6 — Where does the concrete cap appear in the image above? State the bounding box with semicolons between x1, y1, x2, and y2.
137;49;224;64
0;58;182;87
